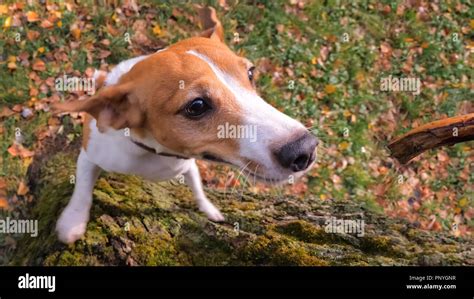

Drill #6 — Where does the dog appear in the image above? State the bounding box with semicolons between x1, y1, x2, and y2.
53;7;318;244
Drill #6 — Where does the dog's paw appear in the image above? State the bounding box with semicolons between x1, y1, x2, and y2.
199;202;225;222
56;207;89;244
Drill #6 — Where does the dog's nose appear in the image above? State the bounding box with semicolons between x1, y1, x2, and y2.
275;132;318;172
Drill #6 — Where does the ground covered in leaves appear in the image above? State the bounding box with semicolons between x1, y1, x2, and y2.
0;1;473;265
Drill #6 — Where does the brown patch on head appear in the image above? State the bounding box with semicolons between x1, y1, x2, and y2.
123;38;250;159
54;37;253;161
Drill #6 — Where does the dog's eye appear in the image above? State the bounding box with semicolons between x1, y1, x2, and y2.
184;98;211;119
248;66;255;82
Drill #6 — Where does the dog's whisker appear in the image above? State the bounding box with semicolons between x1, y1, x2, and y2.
240;167;254;197
231;161;252;196
253;164;260;187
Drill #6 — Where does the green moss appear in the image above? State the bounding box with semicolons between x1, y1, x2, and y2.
238;233;329;266
50;250;101;266
274;220;352;245
358;236;406;258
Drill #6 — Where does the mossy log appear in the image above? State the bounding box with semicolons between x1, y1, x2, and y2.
11;135;473;266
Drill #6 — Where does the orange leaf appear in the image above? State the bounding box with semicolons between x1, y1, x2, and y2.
324;84;337;94
7;62;17;70
0;5;8;15
152;25;163;36
7;143;35;158
27;30;40;41
26;11;40;22
32;59;46;71
71;28;81;40
17;181;29;196
40;19;54;29
0;178;6;189
338;141;350;151
0;198;8;210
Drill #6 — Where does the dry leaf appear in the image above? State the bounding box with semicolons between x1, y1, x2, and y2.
32;59;46;71
17;181;29;196
0;198;8;210
7;143;35;158
0;106;15;118
324;84;337;94
40;19;54;29
0;5;8;15
71;28;81;40
26;11;40;22
380;42;392;55
3;16;12;28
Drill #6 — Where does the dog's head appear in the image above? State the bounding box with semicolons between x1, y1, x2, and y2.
55;7;318;184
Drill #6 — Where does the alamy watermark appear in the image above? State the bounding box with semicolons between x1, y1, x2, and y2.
217;122;257;142
380;75;421;95
55;75;96;95
0;217;38;237
18;273;55;293
325;217;365;237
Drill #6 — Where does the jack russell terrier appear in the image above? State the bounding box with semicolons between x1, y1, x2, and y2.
54;7;318;244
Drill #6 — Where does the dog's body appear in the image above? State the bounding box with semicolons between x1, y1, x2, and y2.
55;7;318;244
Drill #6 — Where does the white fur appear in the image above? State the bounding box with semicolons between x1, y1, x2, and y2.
105;55;150;86
56;54;222;244
104;48;167;86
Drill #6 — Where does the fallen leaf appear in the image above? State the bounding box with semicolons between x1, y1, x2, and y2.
0;198;8;210
40;19;54;29
338;141;350;151
0;106;15;118
26;11;40;22
3;16;12;28
27;30;40;41
7;62;17;70
324;84;337;94
459;197;468;208
32;59;46;71
17;181;29;196
71;28;81;40
380;42;392;55
0;5;8;15
7;143;35;158
152;25;163;36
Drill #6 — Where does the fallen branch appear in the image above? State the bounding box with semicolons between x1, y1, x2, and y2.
388;113;474;164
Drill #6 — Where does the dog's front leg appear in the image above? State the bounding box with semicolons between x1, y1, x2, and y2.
56;149;101;243
184;161;224;222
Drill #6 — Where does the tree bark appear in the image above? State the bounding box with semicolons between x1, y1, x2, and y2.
388;113;474;164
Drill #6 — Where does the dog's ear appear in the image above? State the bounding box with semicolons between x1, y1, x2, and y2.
198;6;224;43
53;83;144;132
